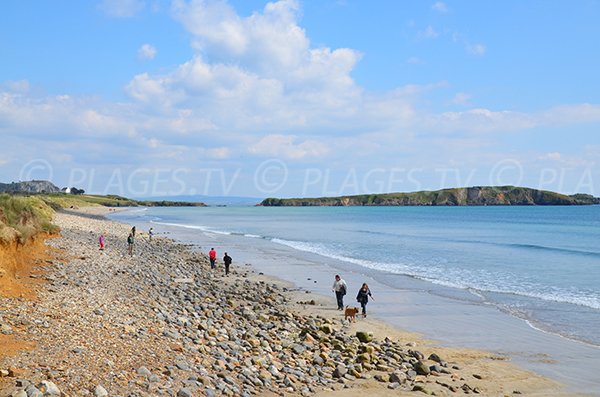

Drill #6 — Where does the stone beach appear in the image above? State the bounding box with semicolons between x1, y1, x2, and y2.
0;208;586;396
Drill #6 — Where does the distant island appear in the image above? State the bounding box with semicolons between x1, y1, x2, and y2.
261;186;600;206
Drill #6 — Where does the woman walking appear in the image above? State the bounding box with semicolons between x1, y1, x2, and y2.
356;283;373;318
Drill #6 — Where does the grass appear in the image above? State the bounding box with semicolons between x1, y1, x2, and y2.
38;193;141;209
0;194;59;244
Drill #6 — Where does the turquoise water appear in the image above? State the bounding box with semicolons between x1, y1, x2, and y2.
112;205;600;346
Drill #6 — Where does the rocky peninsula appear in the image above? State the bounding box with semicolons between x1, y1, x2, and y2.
0;208;583;396
261;186;600;206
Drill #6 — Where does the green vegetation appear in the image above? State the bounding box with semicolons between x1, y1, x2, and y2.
22;193;205;210
261;186;600;207
0;194;59;243
0;192;206;244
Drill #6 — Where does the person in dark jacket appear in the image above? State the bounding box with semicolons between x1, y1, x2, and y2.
356;283;373;317
127;233;134;256
223;252;232;275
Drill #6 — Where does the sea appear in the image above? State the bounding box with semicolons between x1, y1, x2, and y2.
109;205;600;348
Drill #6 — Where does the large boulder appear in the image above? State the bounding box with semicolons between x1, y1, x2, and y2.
355;331;373;343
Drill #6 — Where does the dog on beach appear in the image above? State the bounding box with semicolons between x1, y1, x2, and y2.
344;306;359;322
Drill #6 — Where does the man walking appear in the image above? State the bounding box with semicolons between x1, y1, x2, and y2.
331;274;347;310
223;252;232;275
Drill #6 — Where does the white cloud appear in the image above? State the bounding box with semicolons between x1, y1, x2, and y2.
3;80;30;93
126;0;364;132
452;92;471;105
429;108;537;134
198;146;231;159
419;25;439;39
248;134;329;159
170;0;362;88
138;44;157;60
539;152;562;161
466;43;486;56
542;103;600;124
407;56;423;65
99;0;145;17
432;2;448;13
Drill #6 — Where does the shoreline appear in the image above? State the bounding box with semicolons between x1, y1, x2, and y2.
108;207;600;395
0;207;593;396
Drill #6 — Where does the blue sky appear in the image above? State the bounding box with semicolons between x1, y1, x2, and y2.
1;0;600;197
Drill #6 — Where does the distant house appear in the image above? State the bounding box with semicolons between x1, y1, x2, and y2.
62;187;71;194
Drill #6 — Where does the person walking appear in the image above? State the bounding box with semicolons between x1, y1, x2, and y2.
223;252;232;275
148;227;154;242
99;234;105;251
356;283;373;317
209;248;217;269
127;232;134;256
331;274;347;310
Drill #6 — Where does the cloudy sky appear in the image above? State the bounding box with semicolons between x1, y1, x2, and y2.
1;0;600;197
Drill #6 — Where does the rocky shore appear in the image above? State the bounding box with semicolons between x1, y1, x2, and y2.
0;209;580;396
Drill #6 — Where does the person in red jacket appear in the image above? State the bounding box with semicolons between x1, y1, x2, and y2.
209;248;217;269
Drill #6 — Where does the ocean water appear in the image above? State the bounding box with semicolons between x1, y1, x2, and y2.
110;205;600;347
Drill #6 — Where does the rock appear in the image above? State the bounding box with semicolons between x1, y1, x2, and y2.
414;361;430;376
356;353;371;363
93;308;105;316
332;364;347;378
408;349;424;360
11;391;27;397
204;388;217;397
175;360;191;371
412;384;433;394
428;353;442;363
137;366;152;376
320;325;333;334
1;323;13;335
37;381;61;396
177;388;194;397
94;385;108;397
389;372;407;384
374;374;390;383
292;344;305;355
25;385;43;397
355;331;373;343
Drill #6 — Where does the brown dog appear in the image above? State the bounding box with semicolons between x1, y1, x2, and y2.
344;306;359;322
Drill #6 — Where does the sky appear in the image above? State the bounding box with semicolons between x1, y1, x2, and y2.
1;0;600;198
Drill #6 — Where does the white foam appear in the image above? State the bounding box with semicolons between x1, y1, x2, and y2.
269;237;600;310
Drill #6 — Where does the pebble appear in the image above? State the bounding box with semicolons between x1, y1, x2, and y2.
0;211;468;397
94;385;108;397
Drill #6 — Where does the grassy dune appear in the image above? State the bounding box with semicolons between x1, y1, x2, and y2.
0;194;58;244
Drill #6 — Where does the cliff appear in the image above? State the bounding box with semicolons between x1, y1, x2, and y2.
0;195;58;297
260;186;600;206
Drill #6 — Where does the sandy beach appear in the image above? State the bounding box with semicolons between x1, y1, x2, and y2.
0;208;593;396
